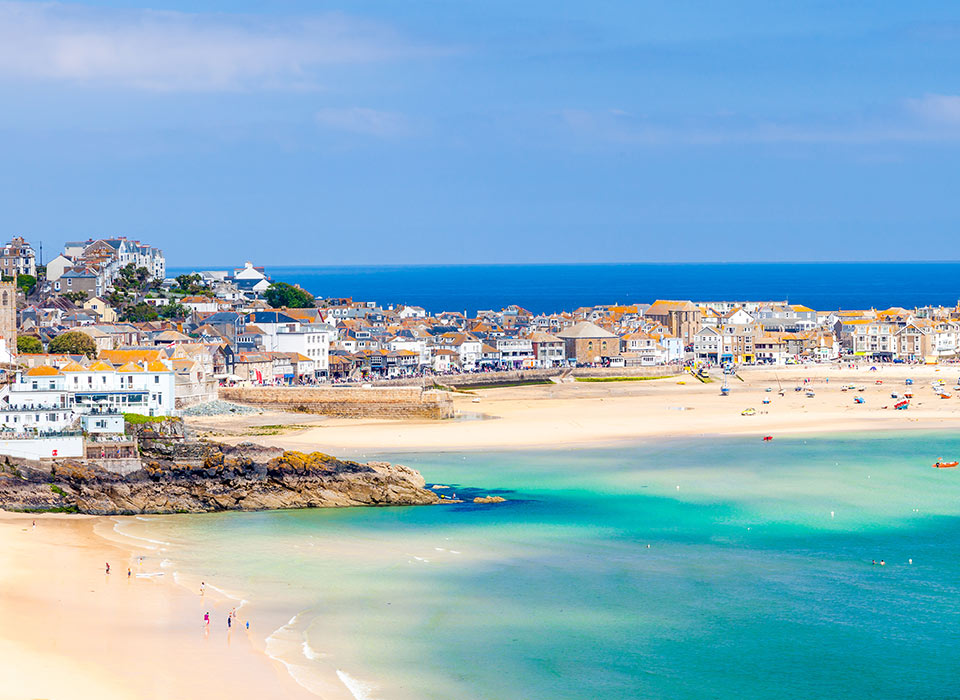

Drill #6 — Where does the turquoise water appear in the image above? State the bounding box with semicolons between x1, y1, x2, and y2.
119;433;960;699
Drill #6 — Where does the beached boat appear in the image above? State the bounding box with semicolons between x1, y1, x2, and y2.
933;461;959;469
741;408;756;416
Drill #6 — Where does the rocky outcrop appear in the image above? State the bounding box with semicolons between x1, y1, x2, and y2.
473;495;507;504
0;440;438;515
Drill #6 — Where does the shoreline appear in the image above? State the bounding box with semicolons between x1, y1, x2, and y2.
193;365;960;455
0;511;322;700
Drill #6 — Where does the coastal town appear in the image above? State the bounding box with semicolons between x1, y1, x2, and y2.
1;233;958;461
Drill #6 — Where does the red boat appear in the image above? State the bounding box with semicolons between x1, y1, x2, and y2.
762;436;773;442
933;461;959;469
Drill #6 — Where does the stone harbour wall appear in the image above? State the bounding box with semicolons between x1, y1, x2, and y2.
218;386;454;419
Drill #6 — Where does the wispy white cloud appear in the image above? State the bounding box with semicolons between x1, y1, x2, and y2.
906;94;960;124
0;1;439;91
315;107;407;136
557;101;960;147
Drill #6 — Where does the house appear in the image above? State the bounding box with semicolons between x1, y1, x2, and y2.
496;337;535;368
556;322;621;365
1;237;37;277
45;254;74;283
55;269;101;299
83;297;118;323
180;296;220;314
644;300;702;345
527;331;566;368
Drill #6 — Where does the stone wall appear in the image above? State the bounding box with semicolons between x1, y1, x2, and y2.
369;366;679;388
218;386;454;419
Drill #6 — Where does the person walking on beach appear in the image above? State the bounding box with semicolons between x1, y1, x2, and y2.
204;612;210;626
105;562;110;574
200;581;206;596
227;615;232;629
127;567;132;579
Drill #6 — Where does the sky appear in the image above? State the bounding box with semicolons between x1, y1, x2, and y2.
1;1;959;266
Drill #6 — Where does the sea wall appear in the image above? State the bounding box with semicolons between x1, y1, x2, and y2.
217;386;454;419
369;366;680;388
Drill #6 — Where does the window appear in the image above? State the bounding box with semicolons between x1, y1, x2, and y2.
154;375;159;383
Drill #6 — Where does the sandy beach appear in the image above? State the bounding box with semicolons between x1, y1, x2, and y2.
191;364;960;455
0;512;315;700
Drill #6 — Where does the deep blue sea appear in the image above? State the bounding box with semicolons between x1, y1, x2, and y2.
171;263;960;315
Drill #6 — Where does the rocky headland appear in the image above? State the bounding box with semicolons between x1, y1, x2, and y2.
0;436;438;515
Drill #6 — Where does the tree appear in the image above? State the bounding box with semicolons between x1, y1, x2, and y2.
265;282;314;309
15;274;36;295
17;335;43;354
159;301;189;319
48;331;98;358
119;302;159;323
61;291;89;304
173;273;213;297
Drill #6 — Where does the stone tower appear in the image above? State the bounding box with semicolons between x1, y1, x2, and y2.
0;278;16;358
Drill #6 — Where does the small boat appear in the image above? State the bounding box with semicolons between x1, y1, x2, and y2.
854;396;865;404
894;400;909;410
933;461;959;469
939;393;952;400
762;436;773;441
741;408;756;416
904;392;913;398
805;391;815;398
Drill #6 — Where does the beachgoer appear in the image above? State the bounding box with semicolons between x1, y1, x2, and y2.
871;560;876;565
245;621;249;630
227;616;232;628
127;568;132;578
106;562;110;574
200;581;206;596
204;612;210;625
880;559;885;566
32;521;36;529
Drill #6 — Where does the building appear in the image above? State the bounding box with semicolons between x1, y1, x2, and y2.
556;322;621;365
644;300;702;346
1;237;37;277
0;279;15;360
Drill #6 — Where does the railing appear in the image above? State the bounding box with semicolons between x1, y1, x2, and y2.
0;429;83;439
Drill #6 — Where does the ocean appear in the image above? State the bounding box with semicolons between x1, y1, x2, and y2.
114;433;960;700
169;262;960;316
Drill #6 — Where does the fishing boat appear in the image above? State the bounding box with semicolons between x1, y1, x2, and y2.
933;461;959;469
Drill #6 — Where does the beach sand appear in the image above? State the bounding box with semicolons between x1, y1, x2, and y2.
193;364;960;455
0;512;316;700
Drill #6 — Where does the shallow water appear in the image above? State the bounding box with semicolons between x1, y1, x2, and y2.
117;432;960;699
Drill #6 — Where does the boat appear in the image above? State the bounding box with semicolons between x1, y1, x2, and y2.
854;396;865;404
762;436;773;441
939;393;952;399
894;400;909;410
805;391;815;398
905;378;914;385
933;461;959;469
741;408;756;416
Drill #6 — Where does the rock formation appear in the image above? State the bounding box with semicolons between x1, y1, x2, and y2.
0;439;438;515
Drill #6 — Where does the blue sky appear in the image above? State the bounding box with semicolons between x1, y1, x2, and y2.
1;1;959;266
